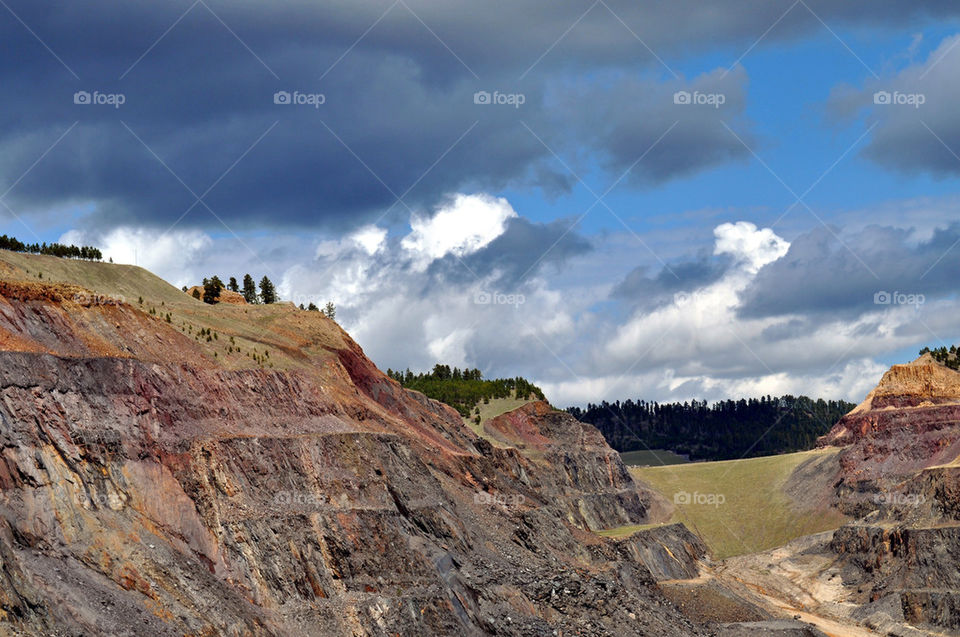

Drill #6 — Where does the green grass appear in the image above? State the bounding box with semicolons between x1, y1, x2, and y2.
620;449;690;467
630;448;849;559
463;393;538;440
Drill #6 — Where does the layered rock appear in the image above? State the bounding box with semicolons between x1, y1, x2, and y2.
0;271;704;636
818;354;960;511
819;354;960;633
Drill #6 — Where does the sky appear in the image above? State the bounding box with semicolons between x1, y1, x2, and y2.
2;1;960;407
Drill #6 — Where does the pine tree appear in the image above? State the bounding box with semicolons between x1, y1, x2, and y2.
228;277;239;292
259;276;277;304
203;277;223;304
323;301;336;319
242;274;258;304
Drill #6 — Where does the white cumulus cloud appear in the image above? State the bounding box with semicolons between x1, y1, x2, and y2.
401;193;516;267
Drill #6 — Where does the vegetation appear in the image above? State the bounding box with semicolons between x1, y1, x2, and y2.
0;234;102;261
629;449;849;559
619;449;690;467
323;301;336;319
192;273;278;305
387;364;545;417
920;345;960;370
568;395;855;461
202;277;223;304
259;276;277;304
242;274;258;304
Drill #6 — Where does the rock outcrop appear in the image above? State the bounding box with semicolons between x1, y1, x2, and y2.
819;354;960;634
0;258;705;636
186;285;248;304
819;354;960;512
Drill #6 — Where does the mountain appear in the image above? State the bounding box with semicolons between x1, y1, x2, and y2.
0;251;711;636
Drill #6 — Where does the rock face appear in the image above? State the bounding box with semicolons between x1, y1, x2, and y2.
0;270;704;635
818;354;960;513
820;354;960;634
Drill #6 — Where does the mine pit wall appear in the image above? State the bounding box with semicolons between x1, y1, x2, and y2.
0;349;701;635
826;405;960;518
830;466;960;633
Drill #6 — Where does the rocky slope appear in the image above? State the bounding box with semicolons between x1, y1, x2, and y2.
818;353;960;513
0;254;709;636
818;354;960;634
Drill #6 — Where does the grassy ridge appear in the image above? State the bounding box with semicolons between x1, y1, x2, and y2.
627;449;849;559
388;365;545;418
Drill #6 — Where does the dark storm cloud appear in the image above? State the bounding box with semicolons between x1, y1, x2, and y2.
828;34;960;178
429;216;593;287
2;0;958;231
613;251;732;309
738;224;960;318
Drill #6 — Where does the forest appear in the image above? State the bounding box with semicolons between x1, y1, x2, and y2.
387;364;545;417
567;395;855;461
920;345;960;370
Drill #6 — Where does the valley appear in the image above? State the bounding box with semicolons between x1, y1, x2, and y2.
0;250;958;636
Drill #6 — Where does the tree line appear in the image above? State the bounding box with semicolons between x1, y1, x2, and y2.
387;364;546;417
920;345;960;370
567;395;855;461
0;234;102;261
185;274;336;317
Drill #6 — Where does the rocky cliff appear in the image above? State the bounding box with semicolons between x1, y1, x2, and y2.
818;354;960;512
819;354;960;634
0;254;706;636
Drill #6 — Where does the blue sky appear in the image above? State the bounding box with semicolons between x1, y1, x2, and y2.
3;1;960;406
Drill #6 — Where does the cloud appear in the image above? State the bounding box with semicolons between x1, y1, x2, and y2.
62;204;960;409
589;220;957;405
452;216;593;288
351;226;387;256
612;252;731;309
402;193;516;267
3;2;957;232
562;67;754;186
713;221;790;273
828;33;960;176
60;227;213;288
737;223;960;318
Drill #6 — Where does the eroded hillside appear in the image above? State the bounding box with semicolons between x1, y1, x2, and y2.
0;252;708;636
